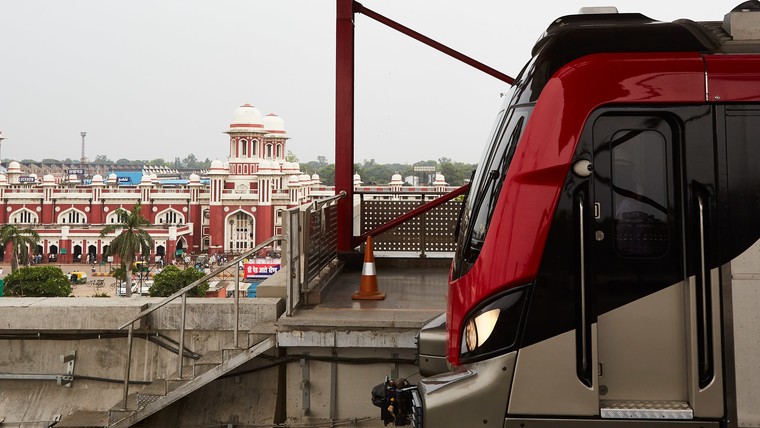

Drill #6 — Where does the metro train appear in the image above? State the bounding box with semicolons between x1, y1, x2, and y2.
373;3;760;427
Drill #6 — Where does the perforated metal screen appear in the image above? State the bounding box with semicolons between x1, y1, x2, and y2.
361;199;461;253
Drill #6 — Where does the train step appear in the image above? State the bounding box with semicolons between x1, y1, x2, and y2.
600;400;693;419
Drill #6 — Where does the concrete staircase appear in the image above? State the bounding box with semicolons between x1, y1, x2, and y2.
54;326;276;428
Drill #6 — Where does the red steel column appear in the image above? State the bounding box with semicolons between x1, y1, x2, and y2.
335;0;355;252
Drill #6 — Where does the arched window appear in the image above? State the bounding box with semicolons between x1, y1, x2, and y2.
58;208;87;224
106;210;123;224
10;209;38;224
266;144;273;159
276;144;282;159
156;208;185;225
239;139;248;157
252;140;258;157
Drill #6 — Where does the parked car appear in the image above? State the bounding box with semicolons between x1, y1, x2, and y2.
116;280;152;297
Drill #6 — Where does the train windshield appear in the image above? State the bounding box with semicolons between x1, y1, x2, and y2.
453;96;532;279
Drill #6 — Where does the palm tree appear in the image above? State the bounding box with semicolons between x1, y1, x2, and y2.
0;224;40;273
100;204;153;297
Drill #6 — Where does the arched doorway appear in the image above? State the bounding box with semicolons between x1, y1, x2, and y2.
73;245;82;263
49;244;58;263
88;245;97;264
226;211;255;254
35;245;43;264
0;245;4;262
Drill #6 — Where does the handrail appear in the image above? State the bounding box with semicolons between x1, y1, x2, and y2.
312;190;346;210
352;183;469;248
117;234;282;410
118;234;282;330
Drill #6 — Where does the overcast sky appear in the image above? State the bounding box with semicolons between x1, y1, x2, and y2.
0;1;728;166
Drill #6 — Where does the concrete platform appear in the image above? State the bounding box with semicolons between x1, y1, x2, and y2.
277;263;448;348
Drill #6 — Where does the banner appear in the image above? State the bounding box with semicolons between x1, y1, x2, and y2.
244;262;281;278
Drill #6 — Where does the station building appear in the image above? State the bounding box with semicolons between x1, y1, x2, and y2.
0;104;328;264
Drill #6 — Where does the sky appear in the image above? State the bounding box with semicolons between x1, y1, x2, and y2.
0;1;729;165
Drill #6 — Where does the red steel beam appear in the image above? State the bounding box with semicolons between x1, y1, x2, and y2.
353;2;514;85
336;0;355;252
352;183;471;248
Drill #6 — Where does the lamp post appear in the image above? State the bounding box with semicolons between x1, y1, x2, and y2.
80;131;87;165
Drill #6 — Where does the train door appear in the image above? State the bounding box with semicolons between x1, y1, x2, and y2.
590;108;724;420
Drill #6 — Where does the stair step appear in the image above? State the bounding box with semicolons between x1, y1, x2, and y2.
194;349;223;366
107;410;132;425
138;380;168;396
54;410;109;427
600;400;693;419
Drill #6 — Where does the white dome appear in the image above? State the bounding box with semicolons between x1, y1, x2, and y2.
7;161;20;172
29;173;37;179
149;173;158;181
291;162;301;172
282;162;293;171
390;173;403;184
68;174;78;181
108;173;117;179
433;173;448;186
189;173;200;182
223;161;230;170
91;174;103;183
353;173;361;181
140;175;152;184
270;161;281;171
210;159;224;170
43;174;55;183
311;173;320;181
299;173;310;182
263;113;286;134
0;174;7;183
230;103;263;129
288;175;300;185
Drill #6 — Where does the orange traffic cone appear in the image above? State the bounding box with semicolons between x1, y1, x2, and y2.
352;236;386;300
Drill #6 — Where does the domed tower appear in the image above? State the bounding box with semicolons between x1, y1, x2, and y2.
262;113;289;162
225;104;267;179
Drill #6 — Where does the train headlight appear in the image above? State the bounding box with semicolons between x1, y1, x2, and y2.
464;309;500;352
460;286;529;362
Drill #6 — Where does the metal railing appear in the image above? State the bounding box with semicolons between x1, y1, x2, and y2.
285;191;345;315
116;235;282;411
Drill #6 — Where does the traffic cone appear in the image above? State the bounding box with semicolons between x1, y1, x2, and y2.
352;236;386;300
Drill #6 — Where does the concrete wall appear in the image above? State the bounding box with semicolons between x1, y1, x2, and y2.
730;239;760;427
0;298;283;427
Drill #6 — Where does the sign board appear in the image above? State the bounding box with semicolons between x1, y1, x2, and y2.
18;176;36;183
60;249;67;255
117;176;131;183
67;168;85;175
107;256;114;262
413;165;436;172
176;249;183;255
244;262;281;279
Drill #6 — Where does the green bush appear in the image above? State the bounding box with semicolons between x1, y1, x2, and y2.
149;265;208;297
3;266;71;297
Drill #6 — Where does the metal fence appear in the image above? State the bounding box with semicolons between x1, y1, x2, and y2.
285;192;345;316
361;197;461;256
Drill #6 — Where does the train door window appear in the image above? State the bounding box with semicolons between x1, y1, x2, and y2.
610;130;669;257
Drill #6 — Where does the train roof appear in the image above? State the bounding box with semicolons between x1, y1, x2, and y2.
515;4;760;103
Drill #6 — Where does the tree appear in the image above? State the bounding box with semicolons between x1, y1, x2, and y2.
286;151;299;163
100;204;153;297
0;224;40;273
149;265;208;297
146;158;168;166
94;155;113;164
3;266;70;297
